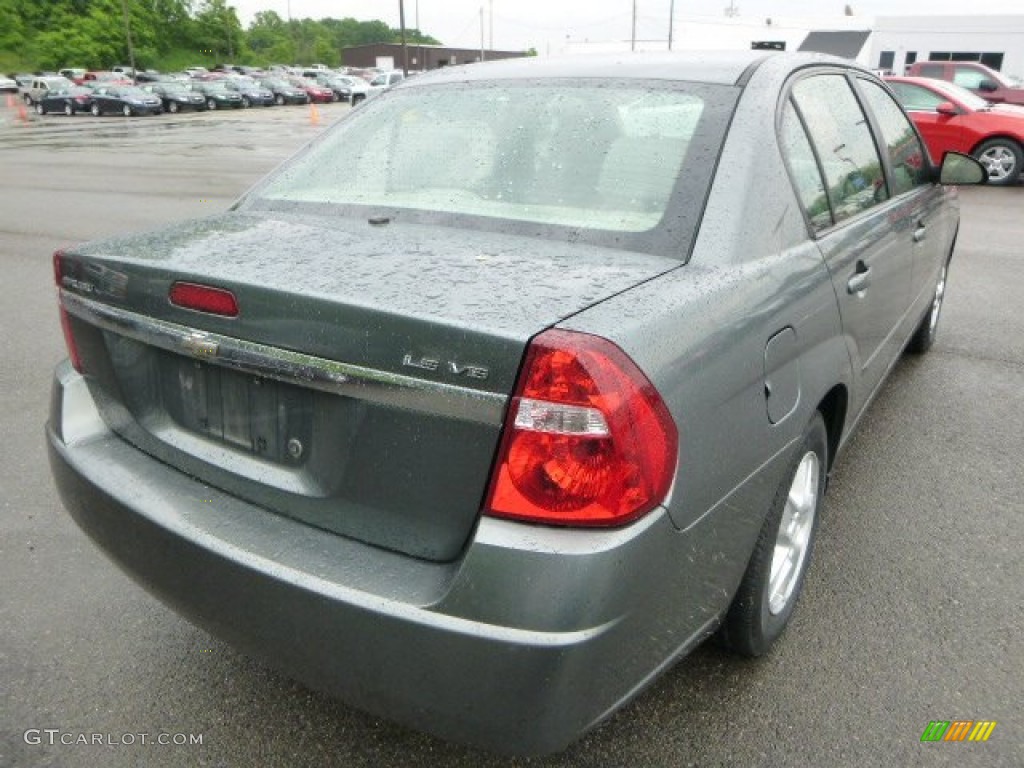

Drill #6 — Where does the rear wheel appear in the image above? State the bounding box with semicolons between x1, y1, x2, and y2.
90;102;101;117
241;95;251;108
275;93;285;106
35;102;45;115
207;98;217;110
122;104;132;117
168;100;179;114
64;102;73;116
719;412;827;657
973;138;1023;186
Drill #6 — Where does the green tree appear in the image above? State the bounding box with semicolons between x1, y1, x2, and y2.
194;0;244;61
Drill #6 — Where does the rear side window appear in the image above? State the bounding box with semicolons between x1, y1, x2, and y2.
916;64;945;78
857;79;929;195
792;74;887;225
779;101;832;232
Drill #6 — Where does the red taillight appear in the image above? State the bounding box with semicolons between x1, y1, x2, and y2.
485;329;677;527
53;250;83;373
169;281;238;317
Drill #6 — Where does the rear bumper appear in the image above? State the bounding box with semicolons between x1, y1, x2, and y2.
46;362;721;755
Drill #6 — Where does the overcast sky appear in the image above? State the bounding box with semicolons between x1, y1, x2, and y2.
230;1;1024;52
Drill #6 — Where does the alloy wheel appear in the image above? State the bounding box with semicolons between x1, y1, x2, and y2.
768;451;820;615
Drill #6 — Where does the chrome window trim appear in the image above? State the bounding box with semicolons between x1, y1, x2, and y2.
61;289;507;426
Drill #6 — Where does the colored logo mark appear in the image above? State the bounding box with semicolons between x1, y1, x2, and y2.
921;720;997;742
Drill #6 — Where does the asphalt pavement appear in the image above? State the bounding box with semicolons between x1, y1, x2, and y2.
0;98;1021;768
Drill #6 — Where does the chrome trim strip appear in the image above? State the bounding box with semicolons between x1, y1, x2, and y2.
60;290;507;426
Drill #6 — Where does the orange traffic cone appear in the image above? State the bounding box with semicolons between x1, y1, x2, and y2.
5;93;13;108
17;102;28;122
309;101;320;125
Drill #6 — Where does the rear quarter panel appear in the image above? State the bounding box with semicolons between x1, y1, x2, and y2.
562;57;852;604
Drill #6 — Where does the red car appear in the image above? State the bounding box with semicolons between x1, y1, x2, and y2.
287;76;335;103
886;76;1024;186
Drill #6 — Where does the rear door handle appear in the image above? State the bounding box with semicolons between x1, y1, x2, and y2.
913;221;927;243
847;261;871;295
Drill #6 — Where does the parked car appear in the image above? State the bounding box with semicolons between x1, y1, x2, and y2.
259;77;309;105
366;69;404;97
145;82;208;113
886;75;1024;186
81;71;133;86
287;76;335;103
134;70;166;84
0;74;17;93
189;80;244;110
33;86;94;115
24;76;73;106
905;60;1024;106
13;73;34;98
316;73;368;104
46;52;984;757
58;68;87;84
88;85;163;116
223;77;276;107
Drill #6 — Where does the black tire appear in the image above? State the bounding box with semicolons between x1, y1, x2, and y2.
719;412;828;657
64;102;73;116
353;93;365;105
906;259;950;354
275;93;285;106
168;100;179;114
90;102;101;117
207;98;217;110
973;138;1023;186
23;94;32;106
122;104;132;117
35;102;45;115
241;95;251;108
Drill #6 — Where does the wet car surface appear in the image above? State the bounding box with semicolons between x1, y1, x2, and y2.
2;67;1020;767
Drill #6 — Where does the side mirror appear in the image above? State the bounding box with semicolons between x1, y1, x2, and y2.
939;152;987;185
978;80;998;93
935;101;959;116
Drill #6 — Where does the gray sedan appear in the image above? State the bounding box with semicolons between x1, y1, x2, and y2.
46;52;984;756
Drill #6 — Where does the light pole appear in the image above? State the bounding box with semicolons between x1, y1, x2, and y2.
399;0;409;75
120;0;137;75
668;0;674;50
631;0;637;52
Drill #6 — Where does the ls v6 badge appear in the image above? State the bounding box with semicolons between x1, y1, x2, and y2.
402;353;489;380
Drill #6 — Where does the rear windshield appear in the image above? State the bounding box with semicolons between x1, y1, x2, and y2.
245;79;737;258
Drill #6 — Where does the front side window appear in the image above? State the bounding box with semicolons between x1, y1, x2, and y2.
858;79;929;195
888;81;947;112
792;74;887;225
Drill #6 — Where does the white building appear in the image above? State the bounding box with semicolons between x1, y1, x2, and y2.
870;16;1024;80
564;13;1024;81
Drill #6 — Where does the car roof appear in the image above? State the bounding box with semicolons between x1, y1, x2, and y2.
402;51;814;87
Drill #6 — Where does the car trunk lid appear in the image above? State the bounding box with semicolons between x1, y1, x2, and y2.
58;211;678;560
